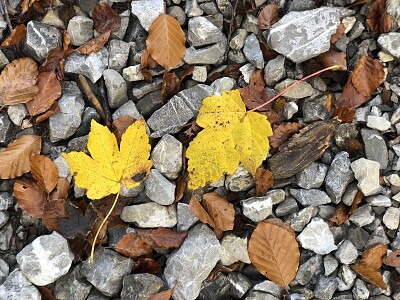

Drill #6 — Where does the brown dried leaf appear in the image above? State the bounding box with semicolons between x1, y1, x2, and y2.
264;218;296;237
137;228;188;249
76;30;111;55
360;244;388;270
13;179;47;218
141;48;159;70
35;102;61;123
269;122;303;149
248;221;299;286
149;289;174;300
258;3;279;30
37;286;56;300
330;23;345;44
39;49;66;81
92;3;121;33
317;49;347;70
62;30;71;52
233;0;255;14
239;69;270;111
255;167;274;196
349;190;363;215
147;14;186;71
42;199;67;231
179;65;195;83
161;71;180;102
383;250;400;267
259;37;278;62
336;79;367;108
332;106;355;123
115;233;153;259
351;264;387;290
189;195;216;228
132;258;162;274
351;56;385;97
49;178;70;200
261;109;284;126
0;135;41;179
366;0;391;34
112;116;135;143
30;154;59;193
0;57;39;105
329;202;350;226
202;192;235;231
1;24;26;47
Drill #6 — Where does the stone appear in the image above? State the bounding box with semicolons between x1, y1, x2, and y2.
266;189;285;204
145;169;176;205
226;165;255;192
351;159;381;196
290;189;331;207
275;197;299;217
16;232;74;286
167;6;186;25
178;84;213;115
347;227;370;251
288;207;315;232
67;136;88;153
197;274;230;300
67;16;93;46
164;224;221;300
151;135;183;179
188;17;223;47
120;273;165;300
220;234;251;265
361;129;388;170
123;65;164;82
103;69;128;109
243;33;264;69
185;0;203;17
295;162;328;189
120;184;143;198
64;48;109;83
348;205;375;227
313;275;339;300
75;108;101;137
54;266;92;300
49;82;84;143
230;29;247;50
240;63;256;83
0;223;12;250
0;50;9;70
335;240;358;264
383;207;400;230
365;195;391;207
0;211;9;229
108;40;130;71
264;55;286;86
7;104;28;126
136;90;164;118
120;203;177;228
298;218;337;255
24;21;62;62
86;289;110;300
112;100;142;121
0;192;14;210
274;79;313;99
184;36;227;65
378;33;400;59
267;7;351;63
113;10;130;40
177;202;199;231
337;265;357;291
199;1;218;15
0;269;41;300
147;96;194;138
366;116;391;131
0;113;14;145
131;0;164;31
353;278;369;300
241;196;273;223
54;155;70;178
81;248;134;297
211;77;236;95
192;66;207;82
227;272;252;299
253;280;284;298
283;101;298;119
245;291;280;299
295;255;321;285
325;151;354;204
242;13;259;34
324;254;339;276
302;96;330;122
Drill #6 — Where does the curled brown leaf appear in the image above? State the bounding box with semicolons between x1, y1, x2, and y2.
258;3;279;30
76;31;112;55
92;3;121;33
366;0;391;34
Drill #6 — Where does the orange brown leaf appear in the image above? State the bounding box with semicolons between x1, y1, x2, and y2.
1;24;26;47
30;154;59;193
360;244;388;270
383;250;400;268
351;56;385;97
258;3;279;30
239;69;270;111
115;233;153;259
351;264;387;290
317;49;347;71
255;167;274;196
202;192;235;231
269;122;303;149
112;116;136;143
75;31;111;55
332;106;355;123
189;195;215;228
92;3;121;33
149;289;174;300
366;0;391;34
13;178;47;218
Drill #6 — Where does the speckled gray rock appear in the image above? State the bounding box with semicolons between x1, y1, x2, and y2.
274;79;313;99
210;77;236;95
288;206;315;232
378;33;400;59
220;234;251;265
16;232;74;286
337;265;357;291
120;273;165;300
365;195;391;207
67;16;93;46
295;162;328;189
131;0;164;31
267;7;352;63
276;197;299;217
366;115;391;131
313;275;339;300
121;203;177;227
54;266;92;300
147;96;194;138
49;82;84;142
243;34;264;69
352;278;369;300
241;196;273;223
383;207;400;230
324;254;339;276
335;240;358;264
104;69;128;109
188;17;223;47
81;248;134;297
298;218;337;255
184;36;227;64
0;223;12;251
178;84;213;115
264;55;286;86
240;63;256;83
253;280;284;298
145;169;176;205
295;255;322;285
123;65;164;82
108;40;130;71
290;189;331;207
132;77;163;100
228;272;252;299
230;29;247;50
151;135;183;179
164;224;221;300
0;113;14;145
361;129;388;170
65;48;109;83
7;104;28;126
24;21;62;62
0;211;9;229
197;274;230;300
226;165;255;192
0;192;14;210
351;159;381;196
0;269;41;300
348;205;375;227
302;95;330;122
0;259;8;282
112;100;142;121
177;202;199;231
186;0;203;17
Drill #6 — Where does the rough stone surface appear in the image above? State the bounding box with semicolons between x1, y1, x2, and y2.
0;269;41;300
184;37;227;64
351;158;381;196
295;255;322;285
378;32;400;59
0;192;14;210
54;266;92;300
253;280;284;298
267;7;351;63
288;206;315;232
177;202;199;231
365;195;391;207
275;79;313;99
324;254;339;276
67;16;93;46
383;207;400;230
366;115;391;131
151;134;183;179
230;29;247;50
120;273;165;300
16;232;74;286
226;165;255;192
241;196;273;223
7;104;28;126
108;40;130;71
298;218;337;255
361;129;388;170
188;17;223;46
104;69;128;109
314;275;339;300
302;95;330;122
131;0;164;31
335;240;358;264
275;197;299;217
120;203;177;228
348;205;375;227
220;234;251;265
264;55;286;86
178;84;213;115
295;162;328;189
197;274;230;300
0;113;14;145
112;100;142;121
227;272;252;299
145;169;176;205
164;224;221;300
290;189;331;207
243;33;264;69
353;278;369;300
81;248;134;297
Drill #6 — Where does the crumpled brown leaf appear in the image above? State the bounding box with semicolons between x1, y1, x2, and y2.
269;122;303;149
255;167;274;196
317;48;347;71
332;106;355;123
1;24;26;47
351;264;387;290
92;3;121;33
258;3;279;30
383;250;400;268
366;0;391;34
360;244;388;270
76;31;111;55
239;69;270;111
30;154;59;193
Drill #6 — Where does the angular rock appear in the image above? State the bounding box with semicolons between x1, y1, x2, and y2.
120;273;165;300
177;202;199;231
313;275;339;300
186;0;203;17
351;158;381;196
0;223;12;251
104;69;128;109
324;254;339;276
112;100;142;121
378;33;400;59
348;205;375;227
136;90;164;118
0;192;14;210
361;129;388;170
54;266;92;300
267;7;351;63
108;40;130;71
290;189;331;207
298;218;337;255
131;0;164;31
120;203;177;228
275;79;313;99
0;269;41;300
164;224;221;300
295;255;322;285
16;232;74;286
0;211;9;229
295;162;328;189
242;13;259;34
145;169;176;205
167;6;186;25
366;115;391;131
275;197;299;217
243;33;264;69
0;113;14;145
81;248;134;297
123;65;164;82
288;206;315;232
151;134;183;179
75;107;101;137
184;37;227;65
220;234;251;265
253;280;285;298
303;95;330;122
365;195;391;207
188;17;223;47
352;278;369;300
283;101;298;119
383;207;400;230
113;10;130;40
335;240;358;264
264;55;286;86
178;84;213;115
197;274;230;300
67;16;93;46
239;63;256;83
211;77;236;95
7;104;28;126
337;265;357;291
226;165;255;192
227;272;252;299
230;29;247;50
241;196;273;223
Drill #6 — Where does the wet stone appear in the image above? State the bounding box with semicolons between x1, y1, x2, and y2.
335;240;358;264
361;129;388;170
120;273;165;300
75;108;101;137
0;269;41;300
67;16;93;46
54;266;92;300
188;17;223;47
220;234;251;265
151;134;183;179
145;169;176;206
227;272;252;299
241;196;273;223
348;205;375;227
243;33;264;69
298;218;337;255
314;275;339;300
197;274;230;300
177;202;198;231
351;158;381;196
295;162;328;189
290;189;331;207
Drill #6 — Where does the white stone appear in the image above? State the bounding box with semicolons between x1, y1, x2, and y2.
120;203;177;228
367;115;391;131
298;218;337;255
220;234;251;265
192;66;207;82
241;196;273;223
383;207;400;230
351;158;381;196
131;0;164;31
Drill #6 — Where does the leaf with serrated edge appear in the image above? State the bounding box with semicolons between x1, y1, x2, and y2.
30;154;59;193
351;264;387;290
248;221;299;286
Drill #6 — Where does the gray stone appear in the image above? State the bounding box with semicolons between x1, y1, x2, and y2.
275;197;299;217
245;291;280;300
0;50;9;70
298;218;337;255
264;55;286;86
0;211;9;229
112;100;142;121
120;203;177;228
367;115;391;131
131;0;164;31
289;0;317;11
241;196;273;223
337;265;357;291
295;255;321;285
290;189;331;207
0;112;15;145
383;207;400;230
325;151;354;204
253;280;284;298
151;135;183;179
361;129;388;170
16;232;74;286
365;195;391;207
67;16;93;46
67;135;88;153
243;34;264;69
7;104;28;126
188;17;223;47
120;273;165;300
49;82;85;142
164;224;221;300
199;1;219;15
226;165;255;192
303;95;330;122
65;48;109;83
230;29;247;50
54;156;70;178
54;266;92;300
147;96;194;138
266;189;285;204
353;278;369;300
104;69;128;109
177;202;199;231
192;66;207;82
295;162;328;189
242;13;260;34
348;205;375;227
227;272;252;299
136;90;164;118
0;223;12;251
0;269;41;300
387;0;400;29
198;274;230;300
120;184;143;198
108;40;130;71
378;33;400;59
0;258;8;284
347;227;370;251
351;158;381;196
145;169;176;205
314;275;339;300
211;77;236;95
324;254;339;276
184;36;227;65
24;21;62;62
185;0;203;17
216;0;233;17
75;108;101;137
229;52;245;64
240;63;256;83
81;248;134;297
112;10;130;40
288;206;315;232
335;240;358;264
178;84;213;115
274;79;313;99
123;65;164;82
220;234;250;265
167;6;186;25
391;106;400;124
0;192;14;210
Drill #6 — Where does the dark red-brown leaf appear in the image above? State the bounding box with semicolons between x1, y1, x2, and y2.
258;4;279;30
115;233;153;259
92;3;121;33
255;167;274;196
366;0;391;34
239;69;270;111
75;31;112;55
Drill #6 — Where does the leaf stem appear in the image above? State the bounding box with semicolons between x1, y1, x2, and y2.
90;191;120;264
249;65;342;112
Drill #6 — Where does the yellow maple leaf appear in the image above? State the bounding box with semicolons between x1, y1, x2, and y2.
62;119;152;200
186;90;273;190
